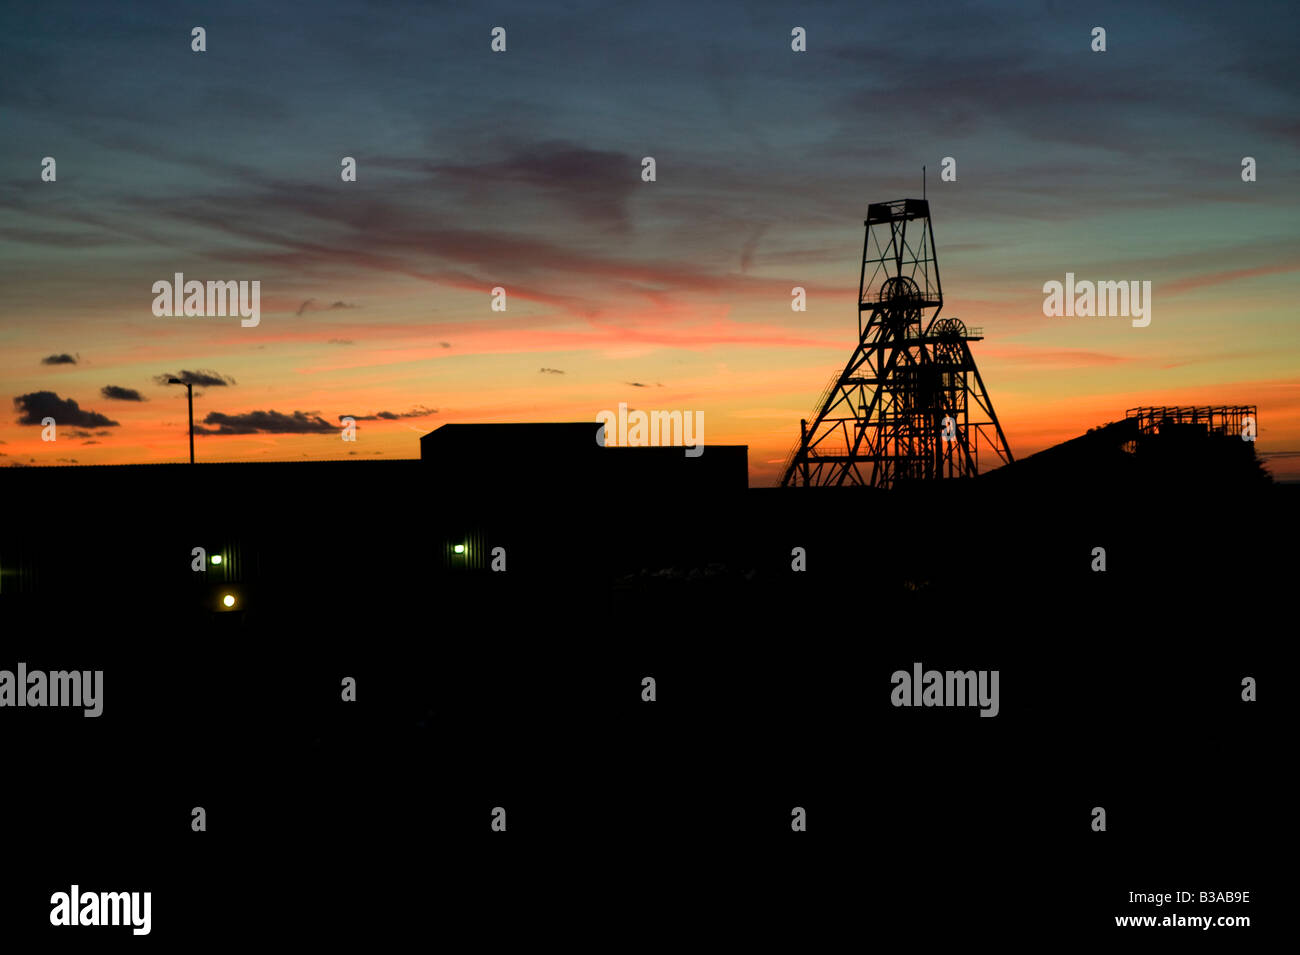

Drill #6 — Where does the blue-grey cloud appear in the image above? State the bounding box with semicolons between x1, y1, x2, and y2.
101;385;145;401
194;410;335;435
13;391;119;428
153;370;236;388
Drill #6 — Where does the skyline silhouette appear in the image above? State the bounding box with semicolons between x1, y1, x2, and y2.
2;1;1297;481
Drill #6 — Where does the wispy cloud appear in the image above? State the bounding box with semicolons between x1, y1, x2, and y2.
297;299;360;316
339;406;437;421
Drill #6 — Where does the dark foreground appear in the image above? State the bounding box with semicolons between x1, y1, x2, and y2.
0;453;1286;945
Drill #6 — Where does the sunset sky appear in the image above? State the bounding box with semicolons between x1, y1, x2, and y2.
2;0;1297;481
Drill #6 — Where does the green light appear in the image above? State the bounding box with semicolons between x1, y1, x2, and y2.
222;594;236;608
453;544;465;554
210;554;223;565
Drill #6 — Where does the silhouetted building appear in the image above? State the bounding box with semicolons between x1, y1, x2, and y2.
419;422;747;494
419;422;748;572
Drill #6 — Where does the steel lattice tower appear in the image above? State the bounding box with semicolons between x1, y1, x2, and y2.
780;198;1013;487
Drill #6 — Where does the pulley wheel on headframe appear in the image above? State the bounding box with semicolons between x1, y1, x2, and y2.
878;275;922;330
931;318;967;364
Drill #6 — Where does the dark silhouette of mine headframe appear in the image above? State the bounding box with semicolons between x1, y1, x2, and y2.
780;198;1013;487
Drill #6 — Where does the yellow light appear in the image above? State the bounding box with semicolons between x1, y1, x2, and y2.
210;554;223;565
454;544;465;554
222;594;235;608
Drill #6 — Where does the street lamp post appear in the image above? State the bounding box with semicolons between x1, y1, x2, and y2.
168;378;194;463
